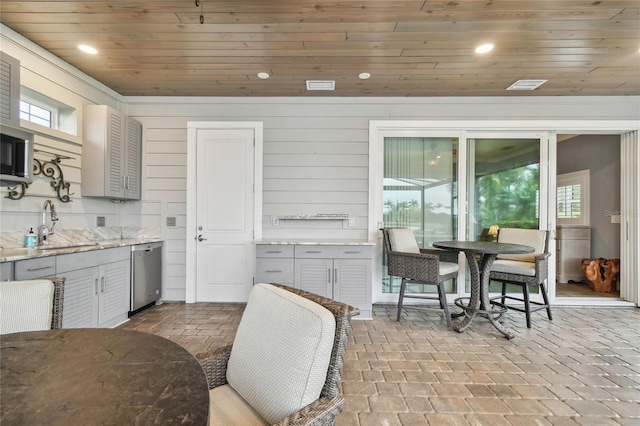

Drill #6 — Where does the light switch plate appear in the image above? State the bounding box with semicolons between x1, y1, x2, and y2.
271;216;280;227
167;217;177;227
97;216;106;227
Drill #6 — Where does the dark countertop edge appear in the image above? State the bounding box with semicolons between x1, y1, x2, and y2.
0;238;164;262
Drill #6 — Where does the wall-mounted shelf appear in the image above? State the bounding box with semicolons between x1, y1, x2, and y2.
272;214;355;227
278;214;348;220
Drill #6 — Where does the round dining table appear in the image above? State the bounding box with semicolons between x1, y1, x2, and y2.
433;240;534;339
0;328;210;425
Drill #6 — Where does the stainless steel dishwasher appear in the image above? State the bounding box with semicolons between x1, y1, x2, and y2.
130;241;162;314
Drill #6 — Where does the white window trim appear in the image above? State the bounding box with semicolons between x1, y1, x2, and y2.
20;95;59;129
557;169;590;226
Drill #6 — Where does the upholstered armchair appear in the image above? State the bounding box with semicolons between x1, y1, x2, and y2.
381;228;459;326
489;228;552;328
196;283;359;425
0;277;65;334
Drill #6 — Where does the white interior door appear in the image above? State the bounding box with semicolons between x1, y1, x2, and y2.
194;128;255;302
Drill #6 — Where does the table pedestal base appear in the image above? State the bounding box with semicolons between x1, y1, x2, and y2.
453;251;517;339
453;297;514;339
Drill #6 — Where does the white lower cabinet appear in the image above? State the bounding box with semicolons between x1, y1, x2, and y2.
57;247;130;328
294;245;372;318
556;225;591;283
255;245;294;285
60;267;100;328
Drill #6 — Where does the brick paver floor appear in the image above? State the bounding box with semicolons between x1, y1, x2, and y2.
121;302;640;425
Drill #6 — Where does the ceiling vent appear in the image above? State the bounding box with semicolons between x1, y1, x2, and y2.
306;80;335;91
506;79;547;91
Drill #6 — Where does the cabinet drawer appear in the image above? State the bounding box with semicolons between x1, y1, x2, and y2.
295;245;372;259
15;257;57;280
57;246;129;273
256;245;294;258
256;258;294;284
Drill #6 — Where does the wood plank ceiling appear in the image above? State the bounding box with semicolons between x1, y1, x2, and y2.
1;1;639;97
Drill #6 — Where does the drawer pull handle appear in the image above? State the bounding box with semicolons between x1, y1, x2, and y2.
266;251;283;254
265;270;283;273
306;250;322;254
26;265;54;272
344;251;361;254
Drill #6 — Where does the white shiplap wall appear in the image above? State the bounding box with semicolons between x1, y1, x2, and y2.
127;96;640;300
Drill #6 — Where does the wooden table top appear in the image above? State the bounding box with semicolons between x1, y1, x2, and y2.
1;328;209;425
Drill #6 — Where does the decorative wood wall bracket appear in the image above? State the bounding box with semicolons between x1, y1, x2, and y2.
5;151;74;203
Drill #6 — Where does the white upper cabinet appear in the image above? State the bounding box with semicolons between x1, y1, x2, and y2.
82;105;142;200
0;52;20;129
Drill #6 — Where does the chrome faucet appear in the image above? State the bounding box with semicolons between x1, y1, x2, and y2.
38;199;59;246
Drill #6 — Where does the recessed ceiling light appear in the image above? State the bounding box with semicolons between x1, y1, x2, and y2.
257;72;270;79
475;43;494;54
78;44;98;55
358;72;371;80
506;79;548;90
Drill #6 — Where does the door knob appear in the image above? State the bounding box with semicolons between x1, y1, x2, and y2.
197;235;207;242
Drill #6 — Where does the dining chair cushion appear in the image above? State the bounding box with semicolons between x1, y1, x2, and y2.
491;259;537;277
226;283;336;424
440;261;460;276
497;228;546;263
388;228;421;253
209;384;269;426
0;279;54;335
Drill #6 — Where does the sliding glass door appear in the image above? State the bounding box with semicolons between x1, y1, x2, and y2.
372;125;550;304
466;134;545;294
382;136;458;295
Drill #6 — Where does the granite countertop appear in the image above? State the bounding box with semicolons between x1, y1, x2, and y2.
1;329;208;424
256;239;375;246
0;238;164;262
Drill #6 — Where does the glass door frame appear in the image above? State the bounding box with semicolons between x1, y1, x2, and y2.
369;121;553;305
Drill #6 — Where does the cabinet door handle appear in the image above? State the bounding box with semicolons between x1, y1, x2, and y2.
95;278;99;295
26;265;54;272
327;268;331;283
334;268;338;283
101;276;105;293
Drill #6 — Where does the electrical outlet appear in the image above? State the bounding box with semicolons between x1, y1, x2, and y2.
97;216;106;227
167;216;177;227
271;216;280;227
348;217;355;227
611;214;621;224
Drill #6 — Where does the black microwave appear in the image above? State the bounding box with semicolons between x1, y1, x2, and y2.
0;126;34;186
